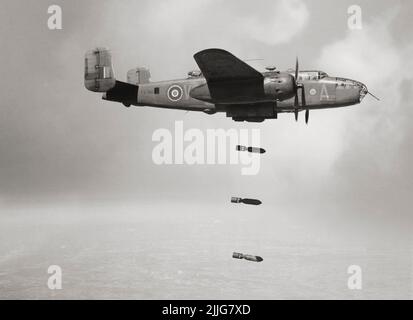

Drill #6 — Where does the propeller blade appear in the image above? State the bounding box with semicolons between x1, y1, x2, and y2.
368;92;380;101
301;85;306;106
293;57;300;122
300;82;307;124
294;89;299;121
295;57;299;81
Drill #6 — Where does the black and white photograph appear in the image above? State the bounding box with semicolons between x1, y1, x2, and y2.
0;0;412;307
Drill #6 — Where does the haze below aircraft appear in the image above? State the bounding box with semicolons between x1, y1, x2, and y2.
85;48;379;123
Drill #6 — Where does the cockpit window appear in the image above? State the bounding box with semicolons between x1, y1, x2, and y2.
295;71;329;81
319;71;328;79
308;72;318;80
298;71;319;81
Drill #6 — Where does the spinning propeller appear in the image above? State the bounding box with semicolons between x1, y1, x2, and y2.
293;57;309;124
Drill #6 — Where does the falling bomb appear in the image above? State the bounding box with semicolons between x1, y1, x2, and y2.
231;197;262;206
236;145;266;154
232;252;263;262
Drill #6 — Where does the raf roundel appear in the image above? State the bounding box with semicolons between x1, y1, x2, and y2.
309;88;317;96
167;85;184;102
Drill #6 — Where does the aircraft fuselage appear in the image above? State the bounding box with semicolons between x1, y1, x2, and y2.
121;72;366;113
86;48;370;122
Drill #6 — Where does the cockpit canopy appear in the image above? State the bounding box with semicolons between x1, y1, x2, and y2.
296;70;329;81
286;70;329;81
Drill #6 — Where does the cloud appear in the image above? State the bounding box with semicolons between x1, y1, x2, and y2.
316;8;413;217
126;0;309;47
234;0;309;45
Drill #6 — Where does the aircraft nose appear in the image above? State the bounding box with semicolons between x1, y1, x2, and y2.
351;80;368;102
359;83;368;101
353;80;380;101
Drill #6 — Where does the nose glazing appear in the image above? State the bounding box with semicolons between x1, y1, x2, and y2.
360;85;368;101
350;80;368;102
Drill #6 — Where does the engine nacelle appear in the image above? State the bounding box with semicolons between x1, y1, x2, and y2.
263;72;295;101
84;48;116;92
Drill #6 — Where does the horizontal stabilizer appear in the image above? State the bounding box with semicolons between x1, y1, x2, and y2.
103;81;139;106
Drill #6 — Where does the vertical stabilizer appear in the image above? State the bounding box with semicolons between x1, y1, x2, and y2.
84;48;116;92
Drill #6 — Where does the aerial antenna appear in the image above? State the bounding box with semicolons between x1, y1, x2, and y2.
368;92;380;101
243;58;264;62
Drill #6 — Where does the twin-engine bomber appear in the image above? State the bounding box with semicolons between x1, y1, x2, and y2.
85;48;379;123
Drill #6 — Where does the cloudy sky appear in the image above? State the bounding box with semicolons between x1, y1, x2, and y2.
0;0;412;299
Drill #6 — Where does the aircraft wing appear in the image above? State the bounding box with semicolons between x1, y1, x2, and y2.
193;49;265;103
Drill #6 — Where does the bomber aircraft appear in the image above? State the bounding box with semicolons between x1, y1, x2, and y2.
85;48;378;123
